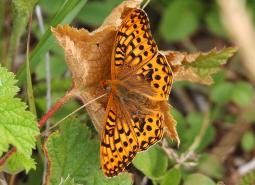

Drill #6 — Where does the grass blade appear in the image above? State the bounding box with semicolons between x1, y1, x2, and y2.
17;0;87;86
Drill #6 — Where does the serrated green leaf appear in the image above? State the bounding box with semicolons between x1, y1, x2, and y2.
186;47;237;77
2;152;36;173
0;66;39;172
159;0;202;42
44;119;132;185
0;97;39;156
184;173;216;185
160;167;181;185
133;145;168;179
0;67;19;98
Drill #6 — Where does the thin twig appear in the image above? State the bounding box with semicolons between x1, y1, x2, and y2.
0;173;7;185
8;174;16;185
142;0;151;9
173;88;197;113
238;157;255;176
38;88;78;128
188;112;210;152
217;0;255;81
35;5;51;183
26;14;37;115
0;148;16;166
36;5;51;135
141;176;148;185
41;93;107;136
212;119;251;163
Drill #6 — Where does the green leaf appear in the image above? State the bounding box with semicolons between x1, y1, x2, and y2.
205;6;226;38
198;154;224;179
172;108;190;151
44;119;132;185
2;153;36;173
0;66;19;98
231;81;254;107
0;98;38;157
0;66;39;172
19;155;44;185
184;112;215;151
26;23;36;115
186;47;237;77
133;145;168;179
58;176;79;185
159;0;202;42
161;167;181;185
16;0;87;86
210;82;235;104
238;170;255;185
241;131;255;152
184;173;216;185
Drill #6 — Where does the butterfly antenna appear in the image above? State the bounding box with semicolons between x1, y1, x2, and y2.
142;0;151;9
41;93;107;136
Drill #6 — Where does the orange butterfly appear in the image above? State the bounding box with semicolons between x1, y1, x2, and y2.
100;8;179;177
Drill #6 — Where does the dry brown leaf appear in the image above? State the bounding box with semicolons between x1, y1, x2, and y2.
165;50;214;85
165;47;237;85
52;0;143;132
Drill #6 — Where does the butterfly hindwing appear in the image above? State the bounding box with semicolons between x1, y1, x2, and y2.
136;52;173;100
100;94;139;177
131;110;164;151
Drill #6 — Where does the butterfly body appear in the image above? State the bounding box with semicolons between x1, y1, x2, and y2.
100;8;178;177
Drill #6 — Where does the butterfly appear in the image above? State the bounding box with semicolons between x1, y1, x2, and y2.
100;8;179;177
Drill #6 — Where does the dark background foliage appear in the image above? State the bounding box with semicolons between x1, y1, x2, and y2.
0;0;255;185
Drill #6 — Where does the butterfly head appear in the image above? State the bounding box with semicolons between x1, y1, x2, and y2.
100;80;111;91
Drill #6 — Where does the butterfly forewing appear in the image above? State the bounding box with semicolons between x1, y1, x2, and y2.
111;9;158;80
136;53;173;100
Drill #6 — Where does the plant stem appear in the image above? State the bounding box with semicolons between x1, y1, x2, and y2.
38;89;78;128
35;5;52;183
8;174;16;185
0;172;7;185
26;14;37;116
0;148;16;166
188;112;210;152
0;89;77;167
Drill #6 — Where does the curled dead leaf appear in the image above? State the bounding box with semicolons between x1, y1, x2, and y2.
164;50;213;85
165;47;237;85
52;0;143;132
